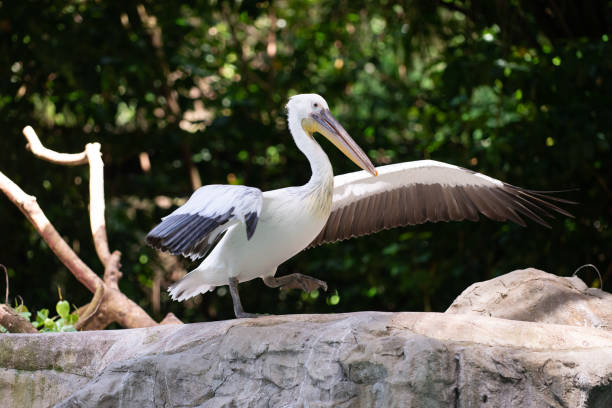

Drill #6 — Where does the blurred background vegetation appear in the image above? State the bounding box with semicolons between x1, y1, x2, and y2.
0;0;610;323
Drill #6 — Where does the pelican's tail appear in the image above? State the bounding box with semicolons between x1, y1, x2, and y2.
168;270;215;302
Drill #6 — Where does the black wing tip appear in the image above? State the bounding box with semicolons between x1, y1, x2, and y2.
506;184;580;205
145;231;164;249
145;233;179;254
145;212;232;256
522;186;580;195
145;234;156;247
245;211;259;240
513;187;576;226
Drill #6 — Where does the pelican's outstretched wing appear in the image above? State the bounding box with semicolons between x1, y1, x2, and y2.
146;185;262;259
309;160;573;248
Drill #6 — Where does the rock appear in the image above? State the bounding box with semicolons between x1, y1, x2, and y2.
446;268;612;330
2;309;612;407
2;269;612;407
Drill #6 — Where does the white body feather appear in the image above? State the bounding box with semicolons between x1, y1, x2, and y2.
190;187;329;284
168;94;334;301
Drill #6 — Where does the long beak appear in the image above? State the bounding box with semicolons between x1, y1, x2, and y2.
307;109;378;176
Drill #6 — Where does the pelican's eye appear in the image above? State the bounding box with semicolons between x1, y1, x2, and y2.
313;102;319;108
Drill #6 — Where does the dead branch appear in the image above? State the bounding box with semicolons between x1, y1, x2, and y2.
85;142;113;265
0;126;179;330
160;312;182;325
24;127;117;272
75;283;105;331
0;304;37;333
84;142;124;288
103;250;123;290
0;170;158;327
23;126;88;165
151;269;162;314
0;170;102;293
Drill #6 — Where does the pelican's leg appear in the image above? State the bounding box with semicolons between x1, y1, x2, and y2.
228;277;258;319
263;274;328;293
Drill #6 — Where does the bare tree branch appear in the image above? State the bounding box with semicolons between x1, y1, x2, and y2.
0;126;178;330
0;170;102;293
0;304;38;333
23;126;117;270
75;283;105;331
22;126;88;165
103;250;122;290
0;170;159;328
0;264;39;333
160;312;182;325
85;142;112;264
82;136;125;289
151;268;162;314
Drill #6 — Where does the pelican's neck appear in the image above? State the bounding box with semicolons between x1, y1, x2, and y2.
288;114;333;188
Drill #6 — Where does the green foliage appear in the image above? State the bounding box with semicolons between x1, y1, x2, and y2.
0;1;610;322
0;295;79;333
31;301;79;333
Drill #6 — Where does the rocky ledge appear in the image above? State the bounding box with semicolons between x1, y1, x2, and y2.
2;268;612;407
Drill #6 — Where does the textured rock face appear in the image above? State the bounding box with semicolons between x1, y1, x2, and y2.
1;269;612;407
447;268;612;330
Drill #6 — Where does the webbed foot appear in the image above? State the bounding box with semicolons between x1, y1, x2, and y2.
263;273;328;292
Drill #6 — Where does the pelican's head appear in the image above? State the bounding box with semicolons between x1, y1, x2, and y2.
287;94;378;176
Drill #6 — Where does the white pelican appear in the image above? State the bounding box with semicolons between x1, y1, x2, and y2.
147;94;572;318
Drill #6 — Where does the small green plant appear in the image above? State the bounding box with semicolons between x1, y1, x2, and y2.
0;288;79;333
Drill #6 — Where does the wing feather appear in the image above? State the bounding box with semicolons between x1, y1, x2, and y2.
146;185;263;259
309;160;574;247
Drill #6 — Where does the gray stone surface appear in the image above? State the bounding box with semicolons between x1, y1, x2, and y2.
1;269;612;407
447;268;612;330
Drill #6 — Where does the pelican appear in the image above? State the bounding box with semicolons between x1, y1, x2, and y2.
146;94;572;318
